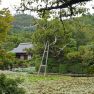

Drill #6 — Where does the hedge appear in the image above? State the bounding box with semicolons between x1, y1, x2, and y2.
59;64;68;74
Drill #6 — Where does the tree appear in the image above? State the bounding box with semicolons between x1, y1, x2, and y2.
70;17;94;50
9;14;36;34
1;32;33;51
17;0;94;77
0;0;15;69
23;17;77;74
0;0;14;41
17;0;91;20
0;8;14;41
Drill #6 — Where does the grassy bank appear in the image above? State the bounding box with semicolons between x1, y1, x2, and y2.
0;71;94;94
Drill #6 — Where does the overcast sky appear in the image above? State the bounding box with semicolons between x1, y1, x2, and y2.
0;0;94;17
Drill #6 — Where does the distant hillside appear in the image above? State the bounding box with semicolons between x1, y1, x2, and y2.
8;14;37;35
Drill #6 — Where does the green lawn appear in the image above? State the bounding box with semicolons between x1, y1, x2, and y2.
0;71;94;94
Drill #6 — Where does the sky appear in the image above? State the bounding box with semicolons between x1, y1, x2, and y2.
0;0;38;17
0;0;94;17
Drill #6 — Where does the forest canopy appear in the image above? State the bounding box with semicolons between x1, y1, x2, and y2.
9;14;36;35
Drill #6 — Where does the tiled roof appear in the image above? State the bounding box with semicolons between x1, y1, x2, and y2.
10;43;33;53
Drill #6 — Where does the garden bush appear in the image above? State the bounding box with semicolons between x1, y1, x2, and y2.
82;67;88;74
87;65;94;76
35;63;55;73
0;73;26;94
13;59;26;67
35;63;45;72
0;60;13;70
46;66;52;73
72;59;80;64
0;62;3;69
59;64;68;74
51;67;59;73
68;63;83;74
26;58;35;66
8;52;16;56
17;59;26;66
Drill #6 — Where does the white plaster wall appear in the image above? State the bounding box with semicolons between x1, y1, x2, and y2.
28;55;31;59
20;55;24;59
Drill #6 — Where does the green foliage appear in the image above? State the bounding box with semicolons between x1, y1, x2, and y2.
78;46;86;54
15;0;94;78
83;67;88;74
26;58;35;66
3;73;94;93
67;51;80;60
46;66;52;73
68;63;83;74
87;65;94;77
12;68;22;72
8;52;16;56
0;5;15;70
86;46;94;77
69;16;94;50
0;50;15;69
0;73;26;94
1;6;94;78
35;63;45;72
35;63;40;72
52;67;59;73
67;53;75;60
81;50;93;66
31;18;78;74
9;14;36;34
1;32;33;51
19;0;89;20
59;64;68;74
1;60;13;69
16;59;26;66
0;49;14;60
12;67;35;73
11;59;27;68
0;7;14;41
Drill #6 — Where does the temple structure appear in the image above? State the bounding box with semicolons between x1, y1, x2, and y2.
10;43;33;60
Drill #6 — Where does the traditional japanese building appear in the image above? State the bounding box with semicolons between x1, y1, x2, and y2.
10;43;33;60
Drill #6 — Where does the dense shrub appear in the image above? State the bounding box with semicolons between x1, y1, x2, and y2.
83;67;88;74
35;63;45;72
51;67;59;73
13;59;26;67
68;63;83;74
8;52;16;56
59;64;68;74
72;59;80;64
26;58;35;66
17;59;26;66
0;73;26;94
0;62;3;69
0;60;13;70
87;65;94;76
46;66;52;73
35;63;40;72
